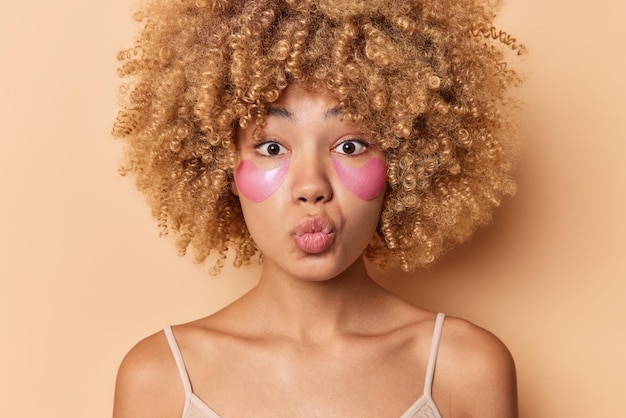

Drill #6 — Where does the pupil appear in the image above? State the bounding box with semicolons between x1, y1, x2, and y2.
268;144;280;155
343;142;356;154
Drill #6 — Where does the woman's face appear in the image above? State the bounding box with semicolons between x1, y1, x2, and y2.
234;84;387;282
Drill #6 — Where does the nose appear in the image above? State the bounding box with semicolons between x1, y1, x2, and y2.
290;154;333;204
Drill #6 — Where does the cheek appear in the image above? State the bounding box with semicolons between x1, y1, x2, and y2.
332;157;387;201
234;159;290;202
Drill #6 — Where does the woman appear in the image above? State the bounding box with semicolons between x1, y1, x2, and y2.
112;0;522;416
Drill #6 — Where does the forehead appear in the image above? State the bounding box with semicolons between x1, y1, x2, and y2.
235;83;376;144
269;84;338;115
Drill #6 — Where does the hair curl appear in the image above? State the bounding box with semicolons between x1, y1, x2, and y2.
113;0;523;273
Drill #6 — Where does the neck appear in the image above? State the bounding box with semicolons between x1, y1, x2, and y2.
243;257;389;342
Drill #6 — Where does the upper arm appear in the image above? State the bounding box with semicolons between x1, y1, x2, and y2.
113;332;184;418
465;329;518;418
437;318;518;418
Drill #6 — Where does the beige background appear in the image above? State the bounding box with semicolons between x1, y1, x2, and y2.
1;0;624;417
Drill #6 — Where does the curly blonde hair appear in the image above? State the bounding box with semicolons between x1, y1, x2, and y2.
113;0;523;272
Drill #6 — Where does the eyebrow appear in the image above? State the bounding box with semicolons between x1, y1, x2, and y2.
265;106;341;121
324;106;341;120
266;107;295;120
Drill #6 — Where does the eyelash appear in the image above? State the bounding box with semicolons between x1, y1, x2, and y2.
252;138;371;157
333;139;369;156
254;140;287;157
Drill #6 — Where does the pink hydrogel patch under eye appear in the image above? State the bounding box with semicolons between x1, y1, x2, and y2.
234;159;290;202
332;157;387;201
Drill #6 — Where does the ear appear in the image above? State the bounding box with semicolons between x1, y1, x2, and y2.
231;177;239;196
231;149;240;197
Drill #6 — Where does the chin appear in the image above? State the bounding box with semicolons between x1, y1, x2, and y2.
287;254;363;283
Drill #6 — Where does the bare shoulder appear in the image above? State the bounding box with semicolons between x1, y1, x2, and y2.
113;330;183;418
436;316;518;418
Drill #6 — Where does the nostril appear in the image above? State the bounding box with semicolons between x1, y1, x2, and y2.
297;195;326;203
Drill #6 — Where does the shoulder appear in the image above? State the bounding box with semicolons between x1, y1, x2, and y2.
436;316;518;418
113;329;184;418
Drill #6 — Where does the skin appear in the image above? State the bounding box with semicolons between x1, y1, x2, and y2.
113;85;518;418
331;157;388;201
234;159;290;202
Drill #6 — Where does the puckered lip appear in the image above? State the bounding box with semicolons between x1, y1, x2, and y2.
292;216;335;254
293;216;334;236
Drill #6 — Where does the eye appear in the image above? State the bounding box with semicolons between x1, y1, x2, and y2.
334;139;367;155
256;141;287;156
